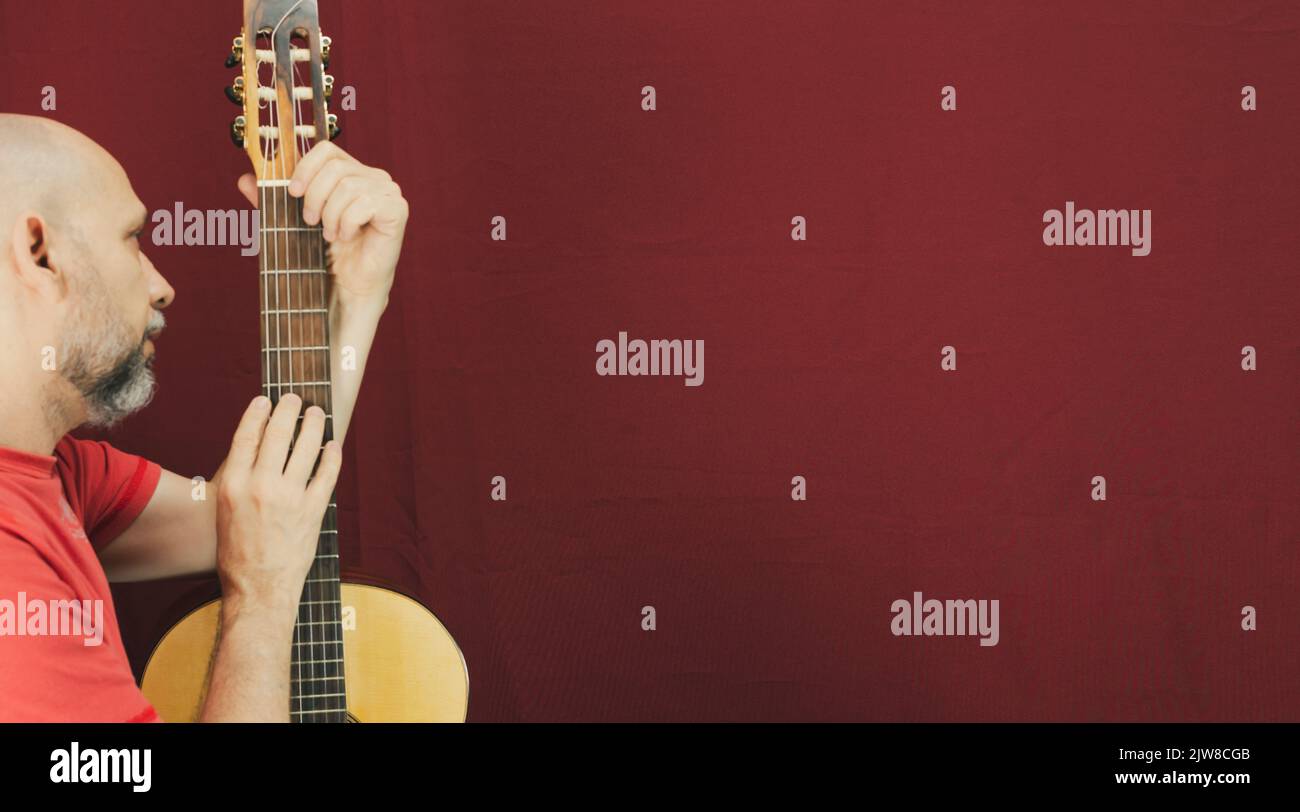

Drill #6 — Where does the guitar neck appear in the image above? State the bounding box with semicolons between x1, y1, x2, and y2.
257;179;347;722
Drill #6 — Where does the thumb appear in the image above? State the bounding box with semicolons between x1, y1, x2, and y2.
237;173;258;208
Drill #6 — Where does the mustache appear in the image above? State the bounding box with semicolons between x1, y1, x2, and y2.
143;309;166;342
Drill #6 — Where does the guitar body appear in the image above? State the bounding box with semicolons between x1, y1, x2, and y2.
142;583;469;722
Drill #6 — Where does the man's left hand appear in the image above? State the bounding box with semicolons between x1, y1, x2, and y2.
238;141;408;303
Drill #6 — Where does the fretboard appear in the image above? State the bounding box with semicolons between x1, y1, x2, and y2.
257;179;346;723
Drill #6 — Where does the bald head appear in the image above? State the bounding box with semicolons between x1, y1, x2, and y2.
0;115;173;441
0;114;130;251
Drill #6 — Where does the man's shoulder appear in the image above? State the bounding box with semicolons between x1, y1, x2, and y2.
52;434;110;472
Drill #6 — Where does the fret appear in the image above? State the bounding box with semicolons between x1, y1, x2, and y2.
294;641;343;649
299;599;341;606
261;307;329;315
257;179;292;187
259;268;327;274
295;620;342;627
292;675;345;684
264;345;331;351
262;380;332;387
292;708;347;716
263;227;322;233
292;693;347;700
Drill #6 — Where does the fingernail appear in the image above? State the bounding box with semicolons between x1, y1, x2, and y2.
252;395;270;410
289;180;303;196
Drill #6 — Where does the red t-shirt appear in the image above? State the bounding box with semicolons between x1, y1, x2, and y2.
0;436;163;722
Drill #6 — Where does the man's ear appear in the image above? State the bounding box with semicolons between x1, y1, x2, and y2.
30;216;50;268
9;213;67;296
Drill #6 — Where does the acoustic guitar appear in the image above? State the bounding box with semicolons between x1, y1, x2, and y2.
141;0;469;722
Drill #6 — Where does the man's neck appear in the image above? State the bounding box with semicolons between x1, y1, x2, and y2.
0;368;80;456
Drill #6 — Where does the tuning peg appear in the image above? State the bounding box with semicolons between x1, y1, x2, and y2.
320;35;331;68
323;74;334;99
224;76;245;106
230;115;246;148
326;113;340;140
224;35;244;69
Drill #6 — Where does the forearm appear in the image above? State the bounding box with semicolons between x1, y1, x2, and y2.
328;286;388;444
198;594;298;722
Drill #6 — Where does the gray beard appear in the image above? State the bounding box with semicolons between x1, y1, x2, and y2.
58;272;161;429
72;341;156;428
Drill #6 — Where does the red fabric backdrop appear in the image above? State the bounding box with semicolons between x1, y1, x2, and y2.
2;0;1297;721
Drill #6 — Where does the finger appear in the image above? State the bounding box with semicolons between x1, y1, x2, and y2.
226;396;272;472
305;439;343;508
319;175;371;241
368;189;409;237
284;405;327;485
237;173;258;208
300;159;353;227
332;193;379;241
254;393;303;475
288;141;353;198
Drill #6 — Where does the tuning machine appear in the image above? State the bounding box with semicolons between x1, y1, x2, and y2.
324;74;335;99
230;115;246;148
327;113;340;140
224;35;244;69
224;76;245;106
320;35;332;68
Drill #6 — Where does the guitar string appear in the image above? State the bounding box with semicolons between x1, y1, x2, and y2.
282;44;317;719
314;44;344;722
299;40;337;721
280;22;322;721
266;28;301;717
296;74;330;720
285;27;343;719
263;19;306;719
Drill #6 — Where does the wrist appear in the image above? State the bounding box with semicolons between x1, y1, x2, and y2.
331;285;390;322
221;586;300;626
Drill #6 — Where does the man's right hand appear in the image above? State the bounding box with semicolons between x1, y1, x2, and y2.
197;394;340;722
215;393;341;614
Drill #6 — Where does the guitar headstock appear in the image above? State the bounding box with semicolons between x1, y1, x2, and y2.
224;0;338;182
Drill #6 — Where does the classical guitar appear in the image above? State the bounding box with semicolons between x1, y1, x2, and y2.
141;0;469;722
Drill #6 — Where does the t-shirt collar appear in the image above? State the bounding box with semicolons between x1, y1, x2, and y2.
0;443;58;478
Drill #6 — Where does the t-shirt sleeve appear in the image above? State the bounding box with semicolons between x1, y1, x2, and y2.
54;437;163;553
0;529;160;722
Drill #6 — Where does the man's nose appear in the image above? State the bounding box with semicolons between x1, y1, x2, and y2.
142;252;175;308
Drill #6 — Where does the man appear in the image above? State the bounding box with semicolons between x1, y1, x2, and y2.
0;114;409;721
